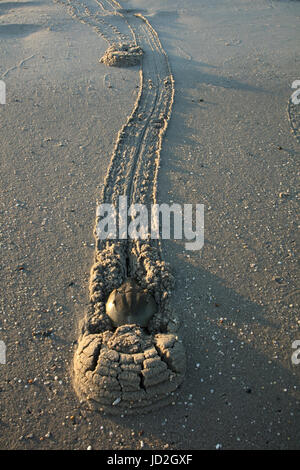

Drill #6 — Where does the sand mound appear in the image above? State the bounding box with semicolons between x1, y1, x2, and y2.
74;325;185;415
100;43;143;67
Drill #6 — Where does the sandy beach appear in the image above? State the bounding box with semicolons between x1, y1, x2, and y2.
0;0;299;450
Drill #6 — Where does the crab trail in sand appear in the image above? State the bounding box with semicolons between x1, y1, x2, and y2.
56;0;186;414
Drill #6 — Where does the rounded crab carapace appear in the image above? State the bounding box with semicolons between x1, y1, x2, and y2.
105;278;157;327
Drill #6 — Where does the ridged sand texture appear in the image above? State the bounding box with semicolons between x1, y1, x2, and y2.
56;0;186;414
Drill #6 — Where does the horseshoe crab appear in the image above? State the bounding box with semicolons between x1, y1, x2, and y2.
106;278;157;327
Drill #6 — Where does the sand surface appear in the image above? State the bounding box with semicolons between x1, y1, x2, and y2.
0;0;299;449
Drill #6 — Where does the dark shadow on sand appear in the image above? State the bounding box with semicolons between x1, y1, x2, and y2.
0;23;42;38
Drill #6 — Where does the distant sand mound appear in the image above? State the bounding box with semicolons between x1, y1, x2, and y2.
100;43;143;67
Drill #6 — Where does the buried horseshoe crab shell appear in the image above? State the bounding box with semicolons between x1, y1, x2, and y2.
105;278;157;327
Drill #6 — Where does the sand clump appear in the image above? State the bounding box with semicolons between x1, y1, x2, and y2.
100;43;143;67
74;325;185;415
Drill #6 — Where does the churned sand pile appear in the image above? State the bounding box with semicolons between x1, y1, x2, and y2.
100;43;143;67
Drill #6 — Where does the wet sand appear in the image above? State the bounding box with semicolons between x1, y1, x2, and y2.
0;0;299;449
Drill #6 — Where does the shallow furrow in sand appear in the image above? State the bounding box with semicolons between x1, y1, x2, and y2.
55;0;132;44
127;14;174;209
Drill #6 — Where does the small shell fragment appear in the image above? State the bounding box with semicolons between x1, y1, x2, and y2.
112;397;121;406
